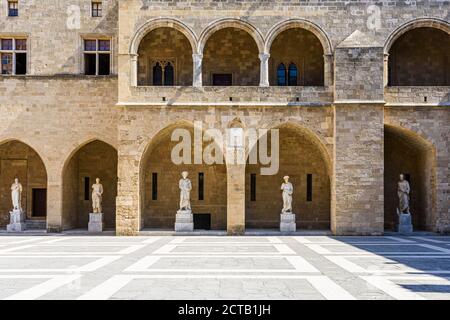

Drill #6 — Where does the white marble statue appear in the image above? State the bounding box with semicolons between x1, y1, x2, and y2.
92;178;104;213
397;174;410;214
11;178;23;211
281;176;293;214
179;171;192;211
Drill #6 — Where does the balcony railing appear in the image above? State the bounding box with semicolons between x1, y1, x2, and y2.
385;86;450;106
122;86;334;106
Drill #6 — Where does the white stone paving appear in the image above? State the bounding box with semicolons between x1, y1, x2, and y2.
0;235;449;300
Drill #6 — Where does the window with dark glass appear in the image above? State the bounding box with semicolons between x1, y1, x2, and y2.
91;1;102;17
288;63;298;86
250;174;256;202
152;63;163;85
164;62;174;86
152;173;158;200
307;174;313;202
198;173;204;201
277;63;286;86
83;39;111;75
84;177;90;201
0;38;27;75
8;1;18;17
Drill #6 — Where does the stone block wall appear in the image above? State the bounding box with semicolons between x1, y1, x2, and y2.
0;0;118;75
334;46;384;102
0;76;118;232
333;104;385;235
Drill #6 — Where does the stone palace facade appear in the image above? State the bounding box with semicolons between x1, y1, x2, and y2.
0;0;449;236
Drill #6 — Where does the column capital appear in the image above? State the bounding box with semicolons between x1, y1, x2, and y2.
258;53;270;61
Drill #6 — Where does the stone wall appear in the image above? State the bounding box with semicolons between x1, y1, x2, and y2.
0;76;118;232
333;104;385;235
116;105;334;235
0;0;118;75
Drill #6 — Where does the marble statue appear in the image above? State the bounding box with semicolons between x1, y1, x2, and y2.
179;171;192;211
11;178;23;211
91;178;104;213
281;176;293;213
397;174;410;214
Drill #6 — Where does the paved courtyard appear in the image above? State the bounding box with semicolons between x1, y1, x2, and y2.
0;235;450;300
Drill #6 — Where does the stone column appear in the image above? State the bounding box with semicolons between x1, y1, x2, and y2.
383;53;389;87
226;164;246;235
130;54;138;87
115;153;141;236
192;54;203;87
324;54;334;87
259;53;270;87
46;172;62;233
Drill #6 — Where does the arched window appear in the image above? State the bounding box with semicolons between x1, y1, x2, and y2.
152;62;163;86
288;63;298;86
164;62;174;86
277;63;286;86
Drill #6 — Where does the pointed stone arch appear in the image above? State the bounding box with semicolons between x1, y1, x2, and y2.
384;124;437;231
139;121;227;231
0;139;48;229
245;121;332;230
61;139;118;231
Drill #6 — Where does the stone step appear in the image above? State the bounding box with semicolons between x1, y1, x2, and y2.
25;220;46;230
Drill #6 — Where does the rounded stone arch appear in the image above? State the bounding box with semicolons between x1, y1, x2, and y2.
59;136;118;178
264;19;333;55
384;123;437;231
139;120;227;231
61;138;118;231
245;120;332;230
384;17;450;55
198;18;265;54
258;120;332;175
130;18;198;55
0;138;49;227
0;136;50;171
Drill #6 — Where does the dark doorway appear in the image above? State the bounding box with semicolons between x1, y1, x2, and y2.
32;188;47;217
212;74;232;86
194;213;211;230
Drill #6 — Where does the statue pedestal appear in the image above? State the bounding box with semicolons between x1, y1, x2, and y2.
88;213;104;233
398;213;413;234
280;213;296;233
175;210;194;232
7;209;26;232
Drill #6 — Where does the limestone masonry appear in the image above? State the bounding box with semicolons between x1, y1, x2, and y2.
0;0;448;236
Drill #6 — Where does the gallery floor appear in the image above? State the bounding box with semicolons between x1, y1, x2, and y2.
0;235;449;300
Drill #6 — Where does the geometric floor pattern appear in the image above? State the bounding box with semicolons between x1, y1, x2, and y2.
0;235;450;300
